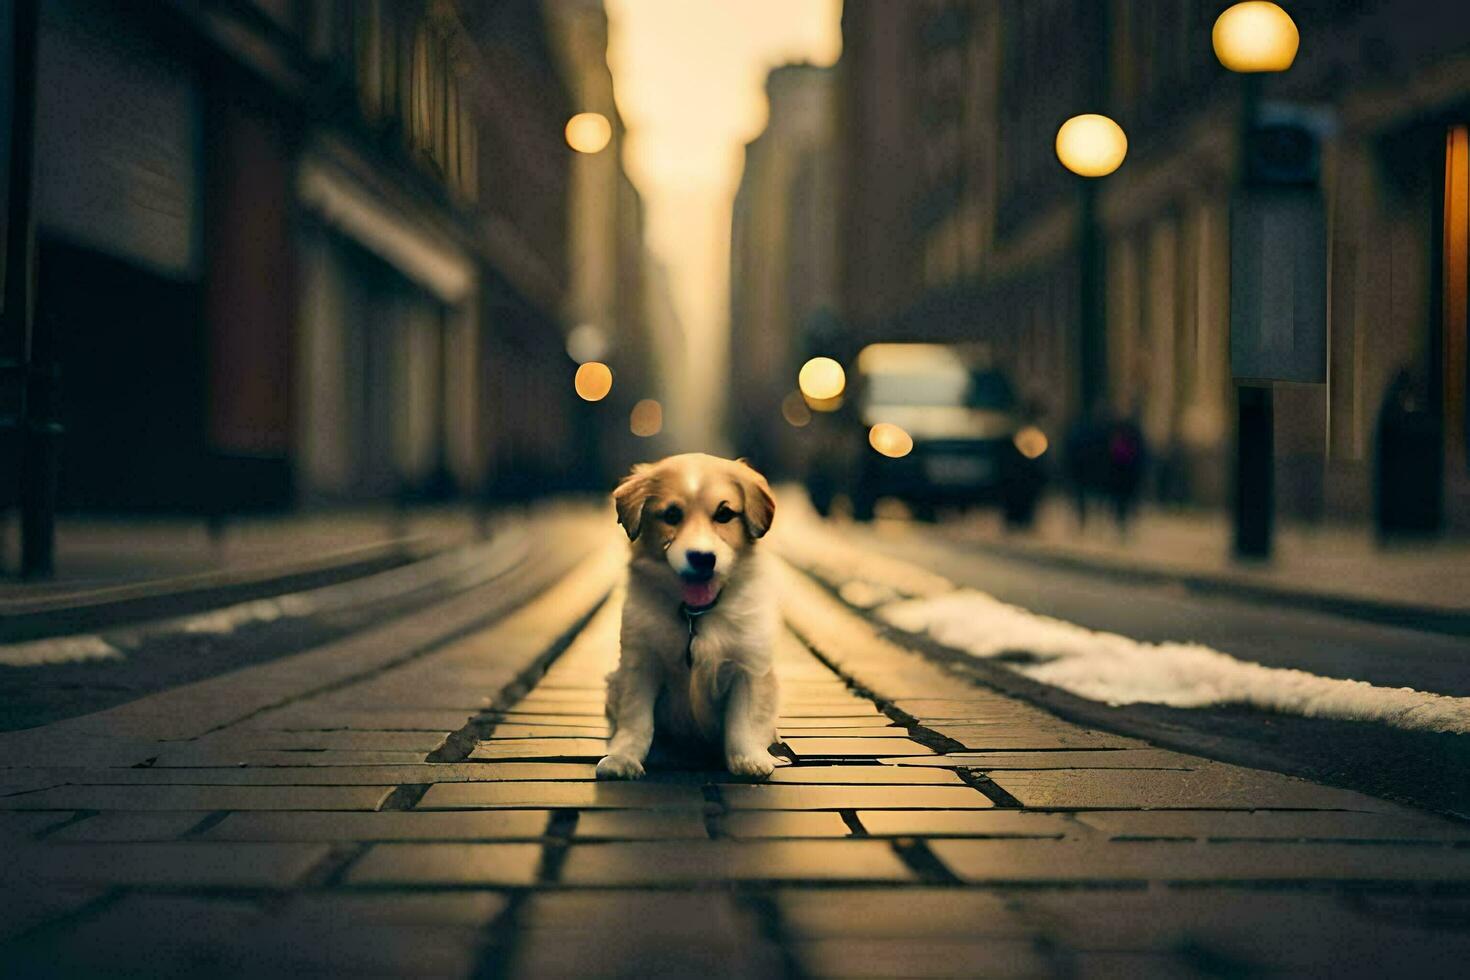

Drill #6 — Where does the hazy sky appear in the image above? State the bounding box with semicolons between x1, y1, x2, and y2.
604;0;842;445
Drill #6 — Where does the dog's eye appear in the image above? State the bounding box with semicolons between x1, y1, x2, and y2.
660;506;684;526
713;504;739;524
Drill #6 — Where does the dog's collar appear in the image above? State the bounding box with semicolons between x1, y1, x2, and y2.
679;598;718;668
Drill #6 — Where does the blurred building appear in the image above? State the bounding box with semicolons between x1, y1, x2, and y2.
836;0;1470;532
0;0;606;514
544;0;674;473
728;63;838;475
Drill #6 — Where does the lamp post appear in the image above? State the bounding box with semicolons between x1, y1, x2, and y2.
1214;1;1302;560
1056;113;1127;423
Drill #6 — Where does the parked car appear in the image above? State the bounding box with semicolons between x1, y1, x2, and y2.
807;343;1046;523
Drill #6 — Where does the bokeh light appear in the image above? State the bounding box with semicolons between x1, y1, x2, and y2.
566;323;608;363
799;357;846;401
630;398;663;436
1212;2;1300;73
1055;114;1128;177
1013;425;1049;460
781;390;812;427
565;112;613;154
574;361;613;401
868;422;914;459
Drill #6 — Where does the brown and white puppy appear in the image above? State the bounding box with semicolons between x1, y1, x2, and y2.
598;453;780;779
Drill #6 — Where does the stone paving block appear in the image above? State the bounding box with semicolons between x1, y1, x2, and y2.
509;935;784;978
778;726;906;738
575;809;710;840
955;749;1201;770
346;842;544;886
25;761;597;786
467;737;607;760
466;762;600;781
1075;809;1470;842
418;781;706;810
784;736;935;758
497;709;608;722
765;765;964;785
777;716;907;729
284;891;511;927
46;811;207;842
932;726;1149;751
790;938;1050;978
490;723;610;738
154;748;433;767
928;838;1470;884
776;888;1028;939
247;709;474;731
0;811;74;840
559;840;915;885
9;893;494;978
722;811;852;838
193;729;452;752
891;698;1048;720
2;841;329;887
519;889;754;937
0;784;394;811
0;882;106;941
720;784;992;810
778;704;886;718
856;810;1073;838
203;809;552;841
986;767;1406;812
1014;889;1470;973
245;921;491;977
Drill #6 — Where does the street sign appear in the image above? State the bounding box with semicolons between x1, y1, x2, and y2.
1229;186;1327;383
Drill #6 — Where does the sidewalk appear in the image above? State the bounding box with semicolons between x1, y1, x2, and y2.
949;498;1470;629
0;507;488;637
3;541;1469;977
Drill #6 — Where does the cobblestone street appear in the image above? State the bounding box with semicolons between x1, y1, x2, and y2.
4;533;1470;978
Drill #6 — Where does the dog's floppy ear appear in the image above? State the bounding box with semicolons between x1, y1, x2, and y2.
735;461;775;539
612;465;654;541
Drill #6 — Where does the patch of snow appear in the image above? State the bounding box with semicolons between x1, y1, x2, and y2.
879;589;1470;735
0;634;123;667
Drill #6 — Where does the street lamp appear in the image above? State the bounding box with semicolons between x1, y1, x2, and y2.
1056;112;1127;424
1215;1;1302;560
1212;2;1299;73
574;361;613;402
1055;114;1128;178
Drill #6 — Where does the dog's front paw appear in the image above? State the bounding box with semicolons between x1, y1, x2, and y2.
596;754;645;780
726;751;777;779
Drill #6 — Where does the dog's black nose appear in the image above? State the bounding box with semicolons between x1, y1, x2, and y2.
686;550;716;573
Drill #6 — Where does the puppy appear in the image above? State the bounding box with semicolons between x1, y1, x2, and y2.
598;453;781;779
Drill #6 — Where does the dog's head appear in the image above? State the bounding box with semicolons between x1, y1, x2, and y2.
612;453;775;610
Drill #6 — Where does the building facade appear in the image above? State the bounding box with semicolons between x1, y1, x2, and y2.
836;0;1470;532
1;0;585;515
729;63;838;475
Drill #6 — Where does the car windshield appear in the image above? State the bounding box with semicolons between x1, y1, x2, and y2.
866;369;1015;410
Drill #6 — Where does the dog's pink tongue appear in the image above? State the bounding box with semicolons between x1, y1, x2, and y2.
681;579;720;609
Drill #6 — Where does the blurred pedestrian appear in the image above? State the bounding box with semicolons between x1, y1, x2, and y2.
1105;415;1146;530
1374;367;1442;538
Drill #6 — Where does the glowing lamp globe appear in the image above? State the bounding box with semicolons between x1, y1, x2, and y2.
565;112;612;154
574;361;613;401
798;357;846;401
1213;2;1299;73
1055;114;1128;177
